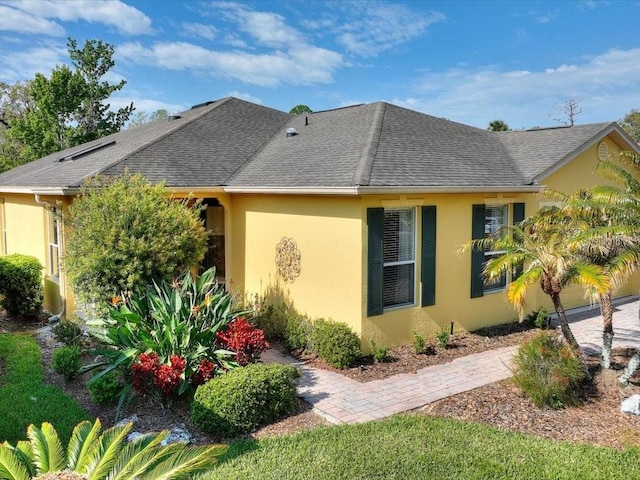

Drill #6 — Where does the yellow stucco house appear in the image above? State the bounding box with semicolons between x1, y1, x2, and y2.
0;97;638;347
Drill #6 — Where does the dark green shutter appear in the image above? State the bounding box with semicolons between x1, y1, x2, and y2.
512;202;525;280
471;204;485;298
367;208;384;316
421;206;436;306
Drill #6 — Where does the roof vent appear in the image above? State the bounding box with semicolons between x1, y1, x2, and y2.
168;112;182;121
286;127;298;138
57;140;116;162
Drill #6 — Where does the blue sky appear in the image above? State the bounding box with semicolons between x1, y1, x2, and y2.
1;0;639;129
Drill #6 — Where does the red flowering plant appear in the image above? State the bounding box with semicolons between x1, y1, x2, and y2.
216;317;269;366
85;267;245;405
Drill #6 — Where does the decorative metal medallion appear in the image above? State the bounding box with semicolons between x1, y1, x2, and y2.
275;237;301;283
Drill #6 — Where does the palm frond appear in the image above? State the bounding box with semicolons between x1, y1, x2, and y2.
67;419;102;472
106;432;168;480
0;445;29;480
85;423;131;480
138;444;227;480
506;266;542;318
26;422;66;474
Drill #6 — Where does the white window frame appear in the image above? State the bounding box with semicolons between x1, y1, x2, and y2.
382;207;417;309
48;207;61;280
483;204;508;293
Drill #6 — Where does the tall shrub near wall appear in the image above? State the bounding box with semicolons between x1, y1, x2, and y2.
64;172;207;312
0;254;43;317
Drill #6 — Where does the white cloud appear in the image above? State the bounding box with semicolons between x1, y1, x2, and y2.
0;44;67;82
334;3;445;57
0;5;64;36
116;41;343;87
0;0;153;35
395;47;640;129
182;22;217;40
109;96;185;115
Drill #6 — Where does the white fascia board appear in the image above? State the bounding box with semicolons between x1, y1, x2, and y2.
223;185;542;195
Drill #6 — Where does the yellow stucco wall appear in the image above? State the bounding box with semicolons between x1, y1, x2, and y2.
229;194;364;335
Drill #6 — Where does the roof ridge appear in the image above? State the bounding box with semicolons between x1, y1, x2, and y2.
351;102;386;186
77;98;233;185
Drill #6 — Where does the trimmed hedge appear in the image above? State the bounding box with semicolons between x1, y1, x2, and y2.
309;319;362;369
0;254;43;317
191;364;299;437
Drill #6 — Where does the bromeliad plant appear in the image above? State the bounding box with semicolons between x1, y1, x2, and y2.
85;267;245;400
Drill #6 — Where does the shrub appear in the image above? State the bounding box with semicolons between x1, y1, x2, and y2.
63;172;208;311
252;303;289;340
413;331;425;354
132;353;186;399
308;319;361;369
52;346;82;380
284;314;312;352
191;363;299;437
0;254;43;317
52;319;83;346
86;267;243;398
436;326;450;348
216;317;269;365
525;307;550;329
370;341;388;363
87;369;125;405
512;331;585;409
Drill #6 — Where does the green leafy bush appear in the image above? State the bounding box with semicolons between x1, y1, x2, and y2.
0;254;43;317
87;369;125;405
436;326;450;348
370;341;388;363
308;319;361;369
252;303;288;340
191;363;299;437
86;267;242;398
412;331;425;354
524;307;550;329
64;172;207;311
284;313;312;352
52;346;82;380
512;331;585;408
52;319;83;346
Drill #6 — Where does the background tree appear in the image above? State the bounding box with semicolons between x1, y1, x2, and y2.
0;81;32;172
550;97;583;126
289;104;312;115
7;38;134;161
63;173;207;313
127;109;169;129
620;108;640;143
488;120;509;131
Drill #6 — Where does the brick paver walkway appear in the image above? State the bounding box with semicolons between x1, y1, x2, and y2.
263;297;640;425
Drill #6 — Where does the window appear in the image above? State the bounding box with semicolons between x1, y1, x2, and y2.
48;207;60;279
0;199;5;255
483;205;508;292
471;203;524;298
367;206;437;316
383;208;416;308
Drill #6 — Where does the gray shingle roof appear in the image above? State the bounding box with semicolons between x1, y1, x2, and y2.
0;97;627;193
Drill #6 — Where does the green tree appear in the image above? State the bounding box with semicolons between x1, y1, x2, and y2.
460;214;609;377
0;419;225;480
0;81;33;172
63;173;207;313
127;109;169;128
289;104;312;115
487;120;509;131
7;38;133;161
620;108;640;143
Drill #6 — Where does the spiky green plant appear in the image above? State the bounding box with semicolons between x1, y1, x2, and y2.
0;419;226;480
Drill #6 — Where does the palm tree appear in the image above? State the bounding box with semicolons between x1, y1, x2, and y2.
0;419;226;480
461;213;609;377
541;188;640;369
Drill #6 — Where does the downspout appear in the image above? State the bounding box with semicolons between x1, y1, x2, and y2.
34;194;65;323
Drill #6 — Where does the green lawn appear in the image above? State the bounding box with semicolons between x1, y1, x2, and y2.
0;332;92;444
201;414;640;480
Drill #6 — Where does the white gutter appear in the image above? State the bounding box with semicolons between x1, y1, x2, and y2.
223;184;543;195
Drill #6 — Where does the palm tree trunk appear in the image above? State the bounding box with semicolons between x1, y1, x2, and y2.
550;292;591;381
550;293;580;350
619;351;640;385
600;292;614;369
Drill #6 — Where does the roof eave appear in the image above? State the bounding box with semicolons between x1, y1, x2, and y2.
223;185;543;195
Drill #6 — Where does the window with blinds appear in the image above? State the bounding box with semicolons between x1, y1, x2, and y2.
483;205;507;292
382;208;416;308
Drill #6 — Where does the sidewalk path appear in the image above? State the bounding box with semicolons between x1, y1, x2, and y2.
263;297;640;425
